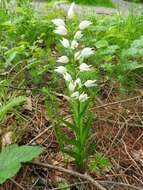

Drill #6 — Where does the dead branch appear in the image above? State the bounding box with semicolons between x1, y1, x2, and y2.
94;95;142;109
30;161;107;190
99;180;143;190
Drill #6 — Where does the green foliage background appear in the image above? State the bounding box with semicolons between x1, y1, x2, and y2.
68;0;113;7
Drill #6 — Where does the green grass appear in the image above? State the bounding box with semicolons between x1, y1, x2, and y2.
68;0;114;7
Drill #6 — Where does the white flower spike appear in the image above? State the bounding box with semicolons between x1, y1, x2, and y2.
79;20;92;30
79;93;89;102
57;56;69;64
60;38;70;48
74;31;83;40
54;66;67;75
63;72;72;82
71;40;79;49
84;80;97;87
71;91;79;99
54;25;67;36
79;63;92;72
52;18;65;26
67;2;76;19
81;47;94;58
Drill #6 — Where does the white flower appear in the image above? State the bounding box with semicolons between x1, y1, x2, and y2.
67;2;76;19
81;47;94;58
74;51;81;60
79;93;89;102
54;25;67;36
69;82;76;92
79;63;92;72
52;18;65;26
60;38;70;48
84;80;97;87
63;72;72;82
71;40;79;49
74;31;83;40
71;91;79;99
0;102;2;107
74;78;82;88
54;66;67;74
57;56;69;64
79;20;92;30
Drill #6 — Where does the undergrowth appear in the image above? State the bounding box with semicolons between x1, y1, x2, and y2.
68;0;113;7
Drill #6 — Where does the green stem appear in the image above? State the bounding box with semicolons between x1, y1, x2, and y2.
76;101;85;166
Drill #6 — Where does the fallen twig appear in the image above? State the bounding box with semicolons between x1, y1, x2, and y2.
10;178;26;190
94;95;142;109
99;180;143;190
50;181;88;190
27;125;52;145
99;118;143;128
30;161;107;190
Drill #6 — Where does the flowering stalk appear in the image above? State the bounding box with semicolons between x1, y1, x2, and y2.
52;3;96;167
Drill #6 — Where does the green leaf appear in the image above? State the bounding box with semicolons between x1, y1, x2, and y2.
131;37;143;49
79;101;90;119
89;153;110;172
7;51;18;62
61;135;78;146
101;45;119;55
124;61;143;71
0;144;43;184
125;48;139;57
62;120;79;134
0;96;27;120
62;148;79;161
95;40;109;49
81;115;93;146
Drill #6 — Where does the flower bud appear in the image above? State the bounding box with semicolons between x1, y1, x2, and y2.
63;72;72;82
84;80;97;87
79;20;92;30
69;82;76;92
71;91;79;99
74;31;83;40
52;18;65;26
54;66;67;74
81;47;94;58
71;40;79;49
79;63;92;72
74;78;82;88
60;38;70;48
54;25;67;36
57;56;69;64
79;93;89;102
67;2;76;19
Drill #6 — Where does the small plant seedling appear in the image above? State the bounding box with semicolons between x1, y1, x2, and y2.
89;153;111;172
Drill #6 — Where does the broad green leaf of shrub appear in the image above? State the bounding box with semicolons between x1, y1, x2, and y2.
124;48;138;57
131;37;143;49
124;61;143;71
0;144;43;184
95;40;109;49
0;96;27;120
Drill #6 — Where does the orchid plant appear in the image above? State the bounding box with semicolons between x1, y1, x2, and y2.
52;3;97;167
